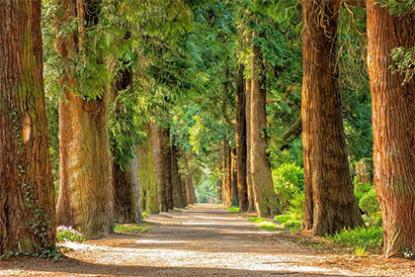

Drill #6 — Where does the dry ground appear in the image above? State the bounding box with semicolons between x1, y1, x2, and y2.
1;204;414;276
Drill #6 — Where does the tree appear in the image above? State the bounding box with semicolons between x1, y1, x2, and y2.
0;0;55;254
172;141;185;208
151;124;169;212
111;62;141;224
366;0;415;257
55;0;113;237
301;0;363;235
235;64;249;211
250;31;279;217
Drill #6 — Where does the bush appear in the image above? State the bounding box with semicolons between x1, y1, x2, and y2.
272;163;304;213
354;179;372;202
56;226;85;242
328;226;383;250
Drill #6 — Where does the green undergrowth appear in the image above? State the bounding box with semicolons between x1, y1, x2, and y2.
248;217;280;232
327;226;383;253
113;223;150;234
227;206;240;213
141;211;149;219
275;214;302;232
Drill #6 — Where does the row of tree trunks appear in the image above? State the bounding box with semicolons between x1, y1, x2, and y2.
249;32;278;217
55;0;114;238
366;0;415;257
0;0;55;255
235;64;249;212
300;0;363;236
137;126;160;214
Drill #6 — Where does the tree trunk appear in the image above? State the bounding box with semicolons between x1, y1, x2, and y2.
165;135;174;210
151;124;168;212
137;126;159;214
245;79;255;213
113;159;141;224
222;141;233;207
236;65;249;212
231;148;239;207
0;0;55;255
366;0;415;257
56;0;113;237
111;51;141;224
171;142;185;208
250;32;278;217
301;0;363;235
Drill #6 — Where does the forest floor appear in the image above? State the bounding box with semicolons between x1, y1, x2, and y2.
1;204;415;276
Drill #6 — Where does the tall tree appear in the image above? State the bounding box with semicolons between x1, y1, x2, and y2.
172;142;185;208
250;31;279;217
245;78;255;212
0;0;55;254
111;63;141;224
235;64;249;211
366;0;415;257
151;124;169;212
301;0;363;235
55;0;113;237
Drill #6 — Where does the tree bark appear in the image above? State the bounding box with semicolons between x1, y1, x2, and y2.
366;0;415;257
111;53;141;224
250;32;279;217
113;159;141;224
151;124;168;212
56;0;113;237
0;0;55;255
171;142;185;208
165;134;174;210
245;79;255;213
137;126;159;214
301;0;363;235
236;65;249;212
231;148;239;207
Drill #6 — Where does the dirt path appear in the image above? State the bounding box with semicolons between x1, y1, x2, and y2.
1;204;414;276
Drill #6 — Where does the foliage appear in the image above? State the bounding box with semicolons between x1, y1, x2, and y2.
377;0;415;15
391;47;415;84
228;207;240;213
56;226;85;242
248;217;279;232
272;163;304;213
113;224;150;234
328;227;383;251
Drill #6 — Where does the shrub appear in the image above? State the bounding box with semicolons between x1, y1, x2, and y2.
272;163;304;213
354;179;373;202
56;226;85;242
328;226;383;250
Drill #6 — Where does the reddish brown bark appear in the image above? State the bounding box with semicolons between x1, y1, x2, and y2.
366;0;415;257
0;0;55;255
221;141;232;207
301;0;363;235
56;0;114;237
230;148;239;207
250;33;278;217
245;79;255;213
236;65;249;212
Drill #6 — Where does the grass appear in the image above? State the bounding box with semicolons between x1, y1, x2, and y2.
275;214;302;232
113;223;150;234
327;226;383;251
248;216;279;231
141;211;149;219
227;206;240;213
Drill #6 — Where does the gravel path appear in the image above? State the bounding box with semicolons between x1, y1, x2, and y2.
1;204;414;276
